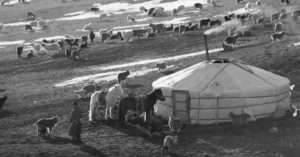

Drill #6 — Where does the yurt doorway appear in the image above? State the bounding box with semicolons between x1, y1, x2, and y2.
171;90;191;124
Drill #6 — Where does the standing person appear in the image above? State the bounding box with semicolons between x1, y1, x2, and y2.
68;100;82;143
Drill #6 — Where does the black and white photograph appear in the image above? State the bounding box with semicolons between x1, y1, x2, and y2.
0;0;300;156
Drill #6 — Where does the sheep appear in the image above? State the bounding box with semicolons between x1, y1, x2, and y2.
37;20;48;30
274;22;283;32
199;18;211;29
178;25;186;34
120;30;134;42
271;12;280;23
237;0;243;3
24;24;33;32
188;22;198;31
245;2;252;10
148;7;156;16
228;111;251;132
224;15;231;21
225;34;239;45
75;84;97;99
161;135;178;154
89;30;95;42
222;42;234;51
132;29;147;40
270;31;284;42
127;15;136;23
145;32;156;38
292;10;300;22
26;50;34;59
140;6;147;13
152;7;164;17
42;43;62;53
164;24;174;32
71;47;81;61
99;13;107;21
90;7;99;12
172;8;178;16
279;13;288;21
27;12;36;20
149;23;165;33
81;35;88;43
194;3;202;10
256;17;264;24
83;22;94;31
101;32;113;42
109;32;122;40
168;115;182;134
1;0;9;5
177;5;185;12
17;46;23;58
157;62;166;71
210;19;222;28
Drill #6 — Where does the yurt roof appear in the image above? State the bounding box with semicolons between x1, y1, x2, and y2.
152;58;290;98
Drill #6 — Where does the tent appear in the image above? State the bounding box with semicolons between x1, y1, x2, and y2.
152;58;291;125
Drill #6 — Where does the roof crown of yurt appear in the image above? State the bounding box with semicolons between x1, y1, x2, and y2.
152;33;291;125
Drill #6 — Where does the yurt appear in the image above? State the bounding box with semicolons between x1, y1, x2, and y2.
152;58;291;125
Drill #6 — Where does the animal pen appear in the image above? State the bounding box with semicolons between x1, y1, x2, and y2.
152;35;291;125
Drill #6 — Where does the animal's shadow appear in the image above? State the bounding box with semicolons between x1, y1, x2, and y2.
0;110;15;119
162;70;175;75
43;135;72;145
79;143;108;157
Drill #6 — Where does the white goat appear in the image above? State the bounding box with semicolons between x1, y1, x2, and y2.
99;13;107;21
41;43;62;53
83;22;94;31
121;30;134;42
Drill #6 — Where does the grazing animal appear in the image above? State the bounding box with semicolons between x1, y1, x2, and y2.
71;47;81;60
110;32;122;40
211;0;217;7
225;34;239;45
120;30;134;42
172;8;178;16
199;18;211;29
127;15;136;22
26;50;34;59
162;135;178;154
65;49;71;58
152;7;164;17
274;22;283;32
177;5;185;12
164;24;174;32
228;27;236;36
16;46;23;58
279;13;288;21
25;24;33;32
37;20;48;30
188;22;198;31
228;13;235;18
210;19;222;27
30;21;37;27
224;15;231;21
80;42;88;49
145;32;156;38
42;39;55;43
237;13;250;21
228;111;251;131
89;84;124;121
148;7;156;16
140;6;148;13
58;39;65;51
118;70;130;84
101;32;113;42
27;12;36;19
90;7;99;12
168;115;182;134
194;3;203;10
237;0;243;3
271;31;284;42
133;29;147;40
222;42;234;51
34;116;59;137
89;30;95;42
1;0;9;5
81;36;88;43
42;43;61;53
0;96;7;110
75;84;97;98
257;17;264;24
149;23;165;33
245;2;252;10
99;13;107;21
118;88;165;124
292;10;300;22
157;62;167;71
271;12;280;23
124;109;144;124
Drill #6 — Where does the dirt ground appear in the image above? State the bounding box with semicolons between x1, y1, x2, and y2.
1;0;300;156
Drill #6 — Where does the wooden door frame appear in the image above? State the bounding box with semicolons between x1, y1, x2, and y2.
171;90;191;124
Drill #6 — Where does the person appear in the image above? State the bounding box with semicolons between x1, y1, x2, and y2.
68;100;82;143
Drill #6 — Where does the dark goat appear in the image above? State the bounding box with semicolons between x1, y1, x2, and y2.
89;30;95;42
199;18;211;29
225;34;239;45
118;70;130;84
271;31;284;41
164;24;174;32
17;46;23;58
194;3;202;10
210;19;222;27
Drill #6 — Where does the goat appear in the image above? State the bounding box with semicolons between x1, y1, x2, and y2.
222;42;234;51
101;32;113;42
109;32;122;40
199;18;211;29
224;15;231;21
145;32;156;38
34;116;59;137
225;34;239;45
75;84;97;99
148;8;156;16
140;6;147;13
83;22;94;31
26;50;34;59
228;111;251;132
120;30;134;42
210;19;222;27
16;46;23;58
172;8;178;16
157;62;166;71
168;115;182;134
90;7;99;12
270;31;284;42
27;12;36;20
81;36;88;43
271;12;280;23
132;29;147;40
152;7;164;17
80;42;88;49
99;13;107;21
245;2;252;10
71;47;81;61
188;23;198;31
149;23;165;33
42;43;61;53
89;30;95;42
164;24;174;32
161;135;178;155
118;70;130;84
25;24;33;32
256;17;264;24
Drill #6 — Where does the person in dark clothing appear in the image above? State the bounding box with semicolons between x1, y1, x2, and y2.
68;100;82;143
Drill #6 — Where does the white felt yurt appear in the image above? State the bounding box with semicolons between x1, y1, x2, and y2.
152;58;291;125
